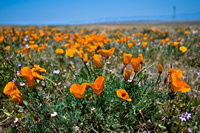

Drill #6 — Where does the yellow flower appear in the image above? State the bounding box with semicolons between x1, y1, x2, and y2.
179;46;187;53
116;89;132;101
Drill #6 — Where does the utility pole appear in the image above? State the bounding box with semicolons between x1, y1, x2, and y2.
173;5;176;21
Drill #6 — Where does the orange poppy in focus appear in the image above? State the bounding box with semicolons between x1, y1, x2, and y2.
138;54;143;64
19;67;35;87
131;57;141;73
170;73;191;93
4;82;23;104
10;91;23;104
97;48;115;58
123;53;132;65
56;48;64;54
158;64;163;74
89;76;104;95
124;68;132;81
4;81;20;95
93;54;101;68
116;89;132;102
70;83;89;99
31;71;44;80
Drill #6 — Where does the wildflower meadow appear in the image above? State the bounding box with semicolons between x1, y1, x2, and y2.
0;24;200;132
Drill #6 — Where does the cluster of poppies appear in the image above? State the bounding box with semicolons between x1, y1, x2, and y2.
3;65;46;104
70;76;132;102
122;53;143;81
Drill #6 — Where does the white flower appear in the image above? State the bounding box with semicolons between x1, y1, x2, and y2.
51;112;57;117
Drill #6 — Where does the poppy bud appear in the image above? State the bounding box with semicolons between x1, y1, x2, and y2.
158;64;163;74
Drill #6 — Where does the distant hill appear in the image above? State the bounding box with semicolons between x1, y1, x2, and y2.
73;11;200;25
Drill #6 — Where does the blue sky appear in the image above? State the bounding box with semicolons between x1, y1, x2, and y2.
0;0;200;25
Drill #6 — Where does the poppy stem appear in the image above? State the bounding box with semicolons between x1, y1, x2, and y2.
43;76;56;85
156;74;161;84
120;65;126;75
83;62;92;80
103;58;107;77
131;72;137;82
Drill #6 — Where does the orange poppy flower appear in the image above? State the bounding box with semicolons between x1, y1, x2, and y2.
174;42;180;47
124;68;132;81
179;46;187;53
160;39;164;45
142;42;148;48
19;67;35;87
116;89;132;101
127;43;133;48
23;48;29;54
4;81;20;95
83;53;88;63
65;48;77;58
32;71;44;80
123;53;132;65
56;48;64;54
131;57;141;73
93;54;101;68
138;54;143;64
70;83;88;99
132;40;136;45
78;50;84;58
168;68;183;78
89;76;104;95
5;46;10;50
97;48;115;58
32;65;46;73
158;64;163;74
170;73;191;93
10;92;23;104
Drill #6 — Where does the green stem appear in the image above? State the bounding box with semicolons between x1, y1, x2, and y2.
43;75;56;85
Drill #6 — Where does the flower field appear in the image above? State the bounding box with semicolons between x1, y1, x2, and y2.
0;24;200;132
